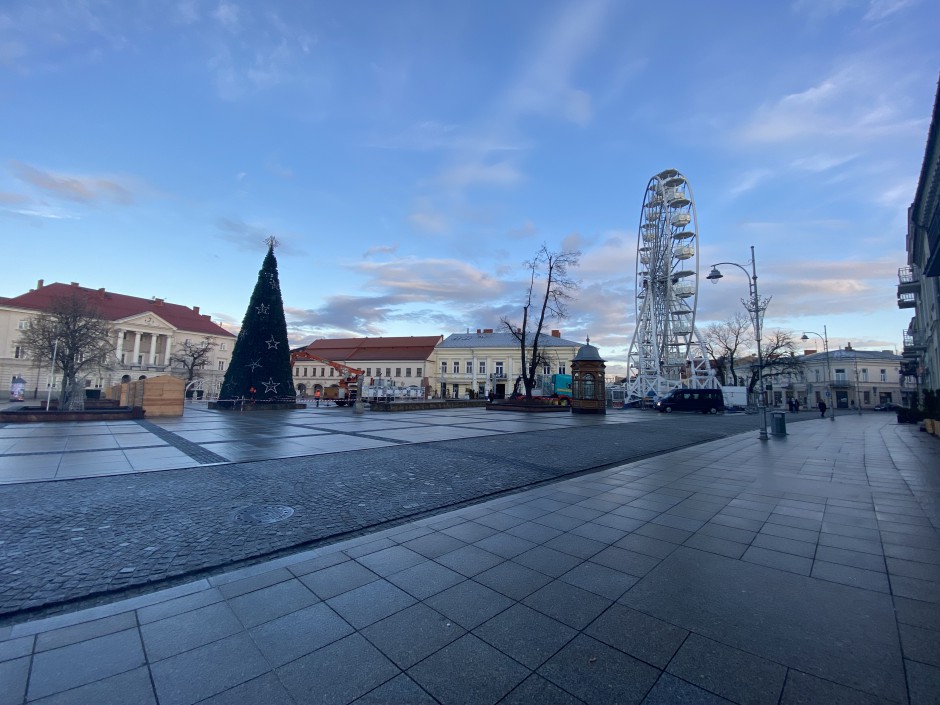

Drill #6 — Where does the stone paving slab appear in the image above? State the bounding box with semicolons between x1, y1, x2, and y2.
0;414;936;704
0;410;774;618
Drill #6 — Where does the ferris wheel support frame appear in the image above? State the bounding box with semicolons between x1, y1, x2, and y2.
625;169;715;406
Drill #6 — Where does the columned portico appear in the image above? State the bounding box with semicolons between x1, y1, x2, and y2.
132;332;142;366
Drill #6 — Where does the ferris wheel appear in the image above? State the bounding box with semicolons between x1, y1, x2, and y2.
625;168;714;405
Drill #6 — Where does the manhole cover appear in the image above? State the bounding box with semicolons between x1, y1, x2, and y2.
231;504;295;525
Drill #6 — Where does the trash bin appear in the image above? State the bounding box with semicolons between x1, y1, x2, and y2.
771;410;787;436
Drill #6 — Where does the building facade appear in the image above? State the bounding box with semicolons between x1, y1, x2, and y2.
291;336;442;398
2;280;235;400
900;75;940;398
767;346;909;410
435;329;582;399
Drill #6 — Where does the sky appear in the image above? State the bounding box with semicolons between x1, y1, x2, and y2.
2;0;938;377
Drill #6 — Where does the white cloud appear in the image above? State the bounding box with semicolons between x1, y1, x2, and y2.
740;65;925;144
213;2;240;31
439;160;523;189
728;169;773;198
11;161;135;205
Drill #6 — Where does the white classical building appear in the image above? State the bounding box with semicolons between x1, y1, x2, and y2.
766;345;910;410
291;336;443;398
435;328;582;399
2;280;235;400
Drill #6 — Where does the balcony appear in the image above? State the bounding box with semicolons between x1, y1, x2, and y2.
829;379;853;388
897;291;916;309
897;266;919;295
903;329;926;352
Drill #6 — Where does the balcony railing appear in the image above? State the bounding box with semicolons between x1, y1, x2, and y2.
897;291;916;309
903;329;926;350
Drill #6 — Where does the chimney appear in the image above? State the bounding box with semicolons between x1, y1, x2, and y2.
845;342;853;350
477;329;481;334
193;306;200;315
483;329;493;334
551;330;560;338
36;279;43;289
71;282;79;287
803;349;817;356
154;298;164;306
97;288;105;298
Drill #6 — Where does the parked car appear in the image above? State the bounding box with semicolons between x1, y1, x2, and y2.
656;388;725;414
873;402;901;411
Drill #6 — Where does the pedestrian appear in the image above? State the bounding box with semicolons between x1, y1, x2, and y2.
794;399;800;413
818;400;827;418
315;389;321;407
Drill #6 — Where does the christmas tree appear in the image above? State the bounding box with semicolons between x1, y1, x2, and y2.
217;237;297;407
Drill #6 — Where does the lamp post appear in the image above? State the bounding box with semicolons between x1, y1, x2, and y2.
800;327;834;420
707;245;768;441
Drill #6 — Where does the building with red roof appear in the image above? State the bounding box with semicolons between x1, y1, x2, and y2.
291;336;442;398
3;280;235;400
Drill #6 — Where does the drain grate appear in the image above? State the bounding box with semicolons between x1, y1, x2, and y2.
231;504;295;525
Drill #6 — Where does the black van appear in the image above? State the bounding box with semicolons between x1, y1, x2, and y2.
655;388;725;414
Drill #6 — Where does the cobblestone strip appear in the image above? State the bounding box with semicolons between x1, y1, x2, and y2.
1;445;168;457
134;419;228;464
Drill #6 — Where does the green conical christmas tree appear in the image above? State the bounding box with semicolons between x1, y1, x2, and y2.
217;237;296;407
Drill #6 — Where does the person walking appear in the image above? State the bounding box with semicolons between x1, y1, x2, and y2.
818;400;827;418
315;389;321;407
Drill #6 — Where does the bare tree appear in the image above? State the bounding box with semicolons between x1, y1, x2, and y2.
19;292;114;408
744;330;804;395
170;337;218;385
703;313;753;387
500;244;580;399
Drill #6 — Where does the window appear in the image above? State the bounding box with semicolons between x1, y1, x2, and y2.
583;373;595;399
861;368;869;382
465;360;472;374
452;361;459;373
406;368;412;377
366;367;372;377
14;345;25;359
17;319;29;330
218;360;225;370
321;368;325;377
220;343;226;351
294;368;299;377
863;391;871;404
330;368;335;377
441;361;447;375
880;369;887;382
303;368;308;377
479;361;486;374
835;368;846;383
814;369;820;382
495;361;504;376
452;383;460;398
416;367;422;377
542;364;550;375
558;364;566;375
376;368;382;376
386;368;391;377
395;368;401;377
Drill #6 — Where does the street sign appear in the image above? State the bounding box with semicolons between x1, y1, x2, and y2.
825;391;831;397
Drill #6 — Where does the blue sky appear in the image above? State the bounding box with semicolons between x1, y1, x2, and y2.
2;0;937;375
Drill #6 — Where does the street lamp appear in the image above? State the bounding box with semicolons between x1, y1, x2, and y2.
800;328;834;420
707;245;769;441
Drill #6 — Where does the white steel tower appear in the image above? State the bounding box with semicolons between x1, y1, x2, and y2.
626;169;714;405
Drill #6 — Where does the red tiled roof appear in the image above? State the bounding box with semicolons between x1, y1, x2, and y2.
3;281;235;337
303;336;442;362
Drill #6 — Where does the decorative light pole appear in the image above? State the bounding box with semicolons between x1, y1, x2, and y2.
707;245;769;441
801;327;834;420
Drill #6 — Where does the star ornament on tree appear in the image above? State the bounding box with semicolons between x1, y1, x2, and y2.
256;303;270;315
265;336;280;349
262;378;280;394
246;359;262;371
